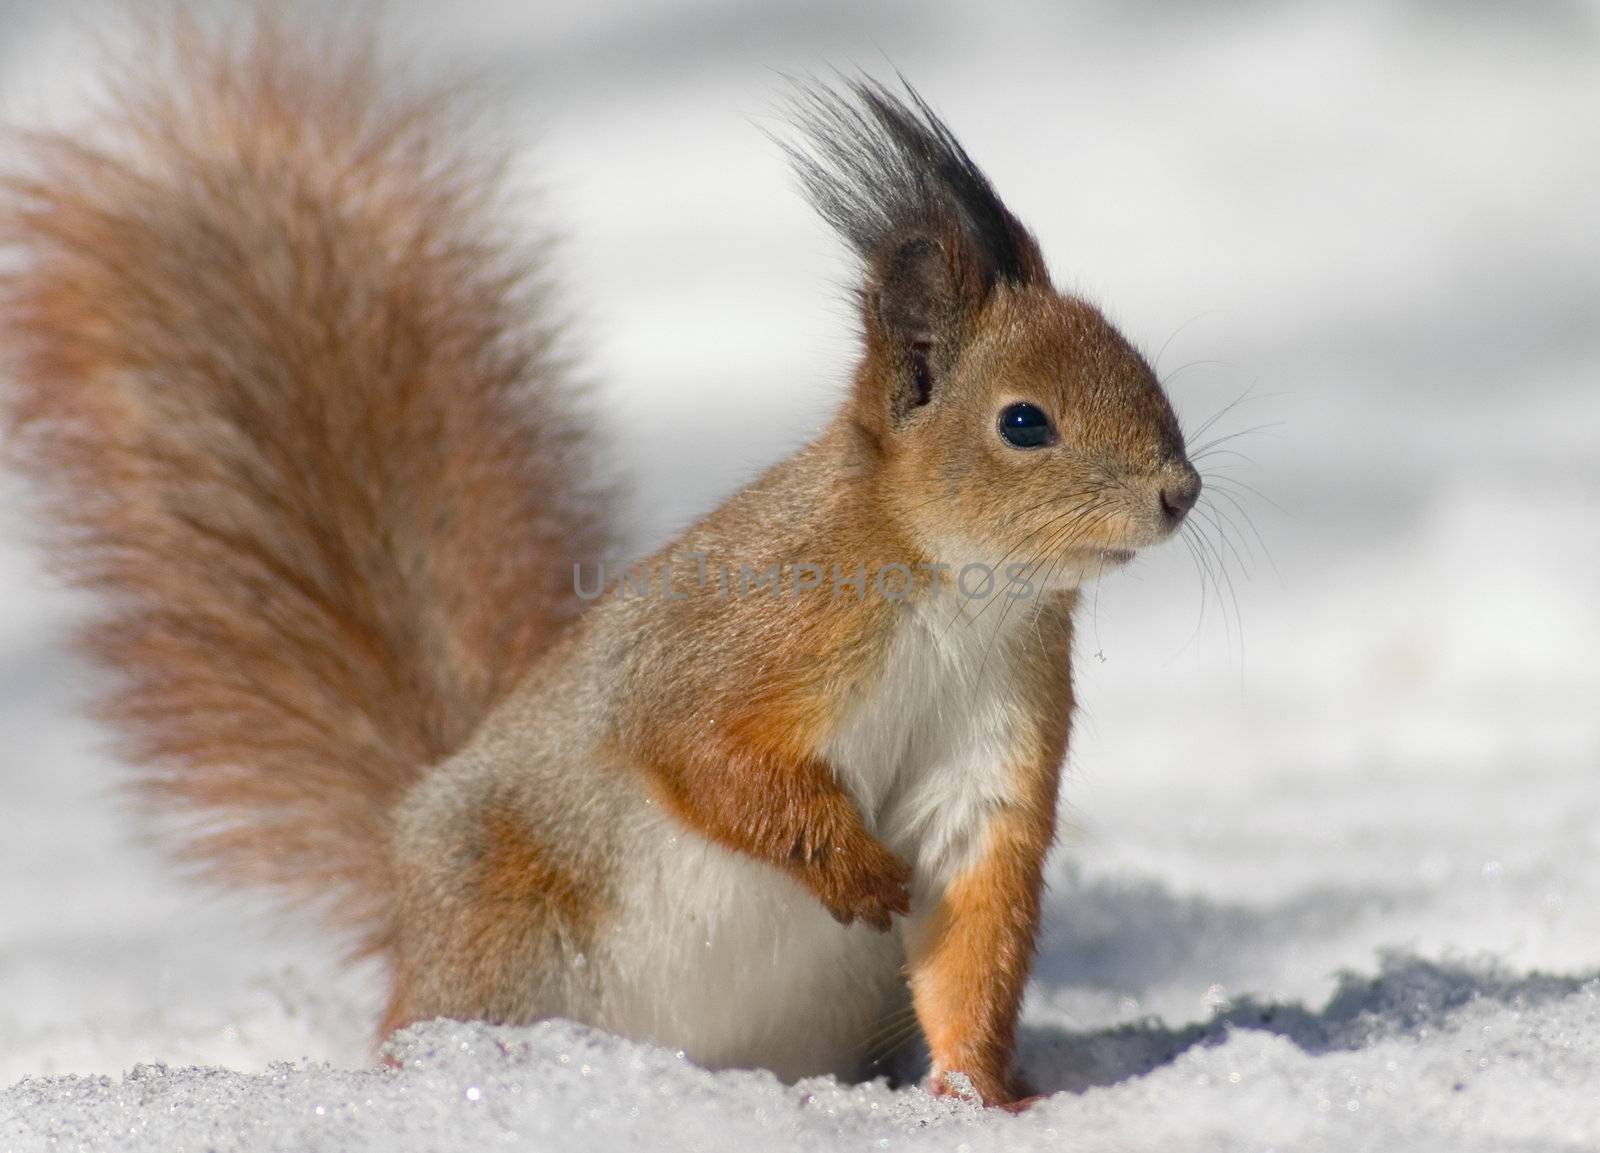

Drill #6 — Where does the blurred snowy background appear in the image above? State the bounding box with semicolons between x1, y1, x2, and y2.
1;1;1598;1149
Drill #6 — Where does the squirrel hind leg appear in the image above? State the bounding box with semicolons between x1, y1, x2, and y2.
385;791;614;1041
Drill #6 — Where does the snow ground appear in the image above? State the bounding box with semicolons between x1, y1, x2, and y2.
2;1;1599;1149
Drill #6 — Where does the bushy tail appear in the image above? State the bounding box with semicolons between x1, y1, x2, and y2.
0;15;608;956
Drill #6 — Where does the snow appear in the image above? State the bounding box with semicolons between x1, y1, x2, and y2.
7;965;1600;1152
2;0;1598;1149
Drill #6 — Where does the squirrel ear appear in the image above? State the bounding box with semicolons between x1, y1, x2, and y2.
868;232;981;421
779;76;1048;427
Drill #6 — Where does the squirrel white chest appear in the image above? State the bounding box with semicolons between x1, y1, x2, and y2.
823;592;1036;889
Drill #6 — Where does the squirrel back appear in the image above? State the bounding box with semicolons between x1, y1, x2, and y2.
0;15;608;956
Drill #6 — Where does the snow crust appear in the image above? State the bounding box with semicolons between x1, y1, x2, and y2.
7;959;1600;1152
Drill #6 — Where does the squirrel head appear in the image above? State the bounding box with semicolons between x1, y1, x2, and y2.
784;79;1200;587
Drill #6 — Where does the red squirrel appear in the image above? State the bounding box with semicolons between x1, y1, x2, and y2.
0;18;1200;1107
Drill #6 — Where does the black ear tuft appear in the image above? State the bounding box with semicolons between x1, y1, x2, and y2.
776;75;1046;295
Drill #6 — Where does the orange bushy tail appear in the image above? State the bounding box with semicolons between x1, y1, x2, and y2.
0;14;608;956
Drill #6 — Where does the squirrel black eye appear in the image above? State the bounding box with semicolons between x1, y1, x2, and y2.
998;403;1055;449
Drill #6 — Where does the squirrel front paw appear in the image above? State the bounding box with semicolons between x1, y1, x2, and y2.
803;833;912;931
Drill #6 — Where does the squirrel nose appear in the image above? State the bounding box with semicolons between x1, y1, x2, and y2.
1158;470;1201;526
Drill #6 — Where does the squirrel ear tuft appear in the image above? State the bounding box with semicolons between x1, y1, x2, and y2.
777;75;1048;423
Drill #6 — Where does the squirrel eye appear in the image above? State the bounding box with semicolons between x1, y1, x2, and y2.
998;403;1055;449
